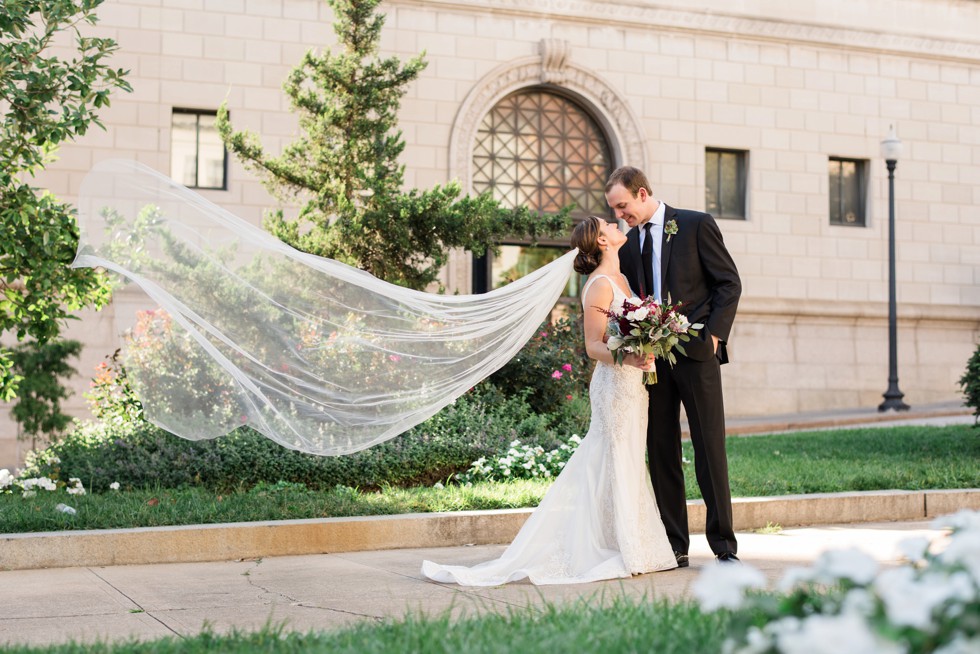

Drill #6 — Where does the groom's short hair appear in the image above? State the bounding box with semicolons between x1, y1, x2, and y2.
605;166;651;198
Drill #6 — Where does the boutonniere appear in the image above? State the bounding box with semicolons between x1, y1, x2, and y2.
665;219;678;243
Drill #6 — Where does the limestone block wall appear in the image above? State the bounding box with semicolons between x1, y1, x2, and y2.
2;0;979;469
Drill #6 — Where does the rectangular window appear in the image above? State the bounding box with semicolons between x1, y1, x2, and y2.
171;109;227;190
705;148;747;220
828;157;867;226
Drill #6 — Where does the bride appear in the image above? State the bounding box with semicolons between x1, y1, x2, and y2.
421;216;678;586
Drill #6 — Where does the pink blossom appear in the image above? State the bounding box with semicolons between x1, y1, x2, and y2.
561;363;572;372
389;354;401;362
539;331;548;338
566;394;573;400
551;370;563;379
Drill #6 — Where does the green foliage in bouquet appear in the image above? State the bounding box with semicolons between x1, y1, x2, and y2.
960;341;980;426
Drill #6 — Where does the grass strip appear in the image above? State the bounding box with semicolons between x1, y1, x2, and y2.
1;425;976;533
0;596;730;654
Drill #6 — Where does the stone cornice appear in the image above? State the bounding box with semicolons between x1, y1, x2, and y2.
393;0;980;63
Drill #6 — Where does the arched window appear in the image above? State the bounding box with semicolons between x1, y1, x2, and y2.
471;88;614;295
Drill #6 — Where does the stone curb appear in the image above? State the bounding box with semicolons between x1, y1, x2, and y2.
2;489;978;571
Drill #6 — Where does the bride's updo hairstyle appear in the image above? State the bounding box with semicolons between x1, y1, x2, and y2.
571;216;604;275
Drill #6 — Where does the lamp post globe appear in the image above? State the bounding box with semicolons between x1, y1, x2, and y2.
879;125;910;412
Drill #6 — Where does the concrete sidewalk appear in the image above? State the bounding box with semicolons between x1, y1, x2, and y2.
0;519;949;647
0;402;975;647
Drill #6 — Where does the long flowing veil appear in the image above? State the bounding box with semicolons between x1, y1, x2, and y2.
71;160;577;455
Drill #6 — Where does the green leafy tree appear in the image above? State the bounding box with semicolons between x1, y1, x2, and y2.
0;0;131;400
217;0;568;290
960;342;980;426
9;339;82;445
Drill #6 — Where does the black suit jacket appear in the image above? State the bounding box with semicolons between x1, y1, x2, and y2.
618;205;741;363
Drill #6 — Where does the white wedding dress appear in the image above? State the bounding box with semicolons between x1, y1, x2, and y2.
421;274;677;585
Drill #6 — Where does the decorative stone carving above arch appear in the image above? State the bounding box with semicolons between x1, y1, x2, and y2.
448;40;647;191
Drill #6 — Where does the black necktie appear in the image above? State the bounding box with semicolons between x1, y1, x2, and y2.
641;222;654;300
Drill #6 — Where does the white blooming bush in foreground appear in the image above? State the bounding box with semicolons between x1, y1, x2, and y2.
457;434;583;483
694;510;980;654
0;464;87;498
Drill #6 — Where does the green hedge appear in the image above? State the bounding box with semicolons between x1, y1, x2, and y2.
25;387;591;493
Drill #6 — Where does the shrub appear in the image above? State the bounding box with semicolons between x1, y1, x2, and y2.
960;341;980;426
23;385;590;493
486;309;592;415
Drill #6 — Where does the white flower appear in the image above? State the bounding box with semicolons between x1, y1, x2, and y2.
109;482;120;491
606;335;624;351
938;529;980;583
0;468;12;489
67;478;86;496
874;566;967;631
897;535;931;564
777;566;817;593
625;307;649;321
22;489;36;498
935;635;980;654
693;562;766;611
627;296;642;306
932;509;980;533
840;588;877;617
812;547;878;585
774;612;903;654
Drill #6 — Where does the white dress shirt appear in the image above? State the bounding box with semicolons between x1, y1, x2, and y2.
638;202;666;301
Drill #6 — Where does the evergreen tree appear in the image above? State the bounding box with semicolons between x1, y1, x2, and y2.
217;0;568;290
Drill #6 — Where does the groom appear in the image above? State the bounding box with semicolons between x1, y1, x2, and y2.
605;166;742;565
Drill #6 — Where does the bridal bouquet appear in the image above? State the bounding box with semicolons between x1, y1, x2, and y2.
597;295;702;384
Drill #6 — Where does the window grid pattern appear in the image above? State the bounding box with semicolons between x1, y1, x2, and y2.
472;90;612;222
470;90;614;295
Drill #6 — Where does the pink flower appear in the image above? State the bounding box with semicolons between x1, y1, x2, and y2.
389;354;401;362
565;394;573;400
551;370;563;379
561;363;572;372
539;331;548;337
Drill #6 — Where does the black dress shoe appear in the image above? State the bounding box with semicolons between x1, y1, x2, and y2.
673;551;689;568
716;552;740;564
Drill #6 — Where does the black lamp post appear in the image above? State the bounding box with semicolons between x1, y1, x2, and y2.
879;126;910;412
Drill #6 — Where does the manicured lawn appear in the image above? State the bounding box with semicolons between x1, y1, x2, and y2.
1;425;977;534
0;597;730;654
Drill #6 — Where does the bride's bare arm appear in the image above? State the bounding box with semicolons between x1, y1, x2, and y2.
583;279;652;370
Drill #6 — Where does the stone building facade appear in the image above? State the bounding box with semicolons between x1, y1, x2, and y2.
3;0;979;468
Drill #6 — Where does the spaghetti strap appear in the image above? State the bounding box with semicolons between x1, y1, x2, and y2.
581;273;632;308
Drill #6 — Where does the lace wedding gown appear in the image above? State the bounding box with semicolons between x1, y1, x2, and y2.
421;274;677;585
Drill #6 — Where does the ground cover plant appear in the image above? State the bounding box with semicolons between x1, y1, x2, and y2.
2;425;976;534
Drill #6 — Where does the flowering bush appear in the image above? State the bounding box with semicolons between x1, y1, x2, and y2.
0;462;84;497
694;509;980;654
486;311;591;415
457;433;583;483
